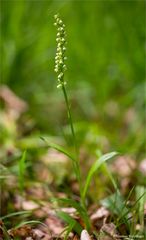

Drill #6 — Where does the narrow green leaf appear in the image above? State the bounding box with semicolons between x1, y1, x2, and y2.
52;198;91;231
103;162;119;192
0;224;11;240
56;211;83;235
40;137;75;162
83;152;118;201
116;190;146;230
0;211;31;220
41;137;82;199
64;222;75;240
116;186;135;224
101;191;130;230
16;220;48;229
118;190;146;224
135;186;146;228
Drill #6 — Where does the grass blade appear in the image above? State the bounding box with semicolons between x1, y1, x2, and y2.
16;220;48;229
135;186;146;232
0;211;31;220
41;137;82;197
117;190;146;225
64;222;76;240
52;198;91;231
0;224;11;240
40;137;75;162
56;211;83;235
83;152;118;202
103;162;119;192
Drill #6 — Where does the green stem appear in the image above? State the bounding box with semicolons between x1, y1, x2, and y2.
61;83;84;206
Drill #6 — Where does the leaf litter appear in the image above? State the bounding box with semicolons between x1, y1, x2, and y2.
0;87;145;239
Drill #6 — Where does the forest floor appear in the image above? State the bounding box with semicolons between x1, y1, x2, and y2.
0;86;146;240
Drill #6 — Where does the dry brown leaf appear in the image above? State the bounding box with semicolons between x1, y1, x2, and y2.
120;177;131;194
80;230;91;240
73;234;79;240
0;85;28;121
101;223;119;240
0;85;28;113
42;149;69;165
139;159;146;176
112;156;136;177
14;196;39;211
90;206;109;221
45;214;64;236
41;149;70;184
22;200;39;211
26;184;51;200
8;225;34;239
33;225;52;240
35;164;53;184
60;207;76;216
33;229;45;239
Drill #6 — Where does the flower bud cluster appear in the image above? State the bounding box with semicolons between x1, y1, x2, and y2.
54;14;67;87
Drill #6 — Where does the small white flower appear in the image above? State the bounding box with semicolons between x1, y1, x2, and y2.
63;65;67;71
57;46;61;51
58;73;63;78
54;14;58;19
57;83;62;88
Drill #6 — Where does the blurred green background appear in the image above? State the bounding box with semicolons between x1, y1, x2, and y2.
1;0;145;157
